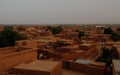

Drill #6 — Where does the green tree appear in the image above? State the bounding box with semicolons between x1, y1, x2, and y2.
117;27;120;31
0;27;16;46
111;46;118;59
48;26;63;35
110;32;120;41
96;47;112;66
118;72;120;75
104;27;113;34
78;31;85;38
0;26;27;47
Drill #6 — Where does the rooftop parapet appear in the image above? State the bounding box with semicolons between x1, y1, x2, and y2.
0;47;37;73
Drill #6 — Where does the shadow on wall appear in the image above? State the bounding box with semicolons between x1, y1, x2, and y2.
62;60;106;75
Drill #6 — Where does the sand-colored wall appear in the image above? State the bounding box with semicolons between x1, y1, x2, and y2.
112;60;119;75
0;46;17;54
51;62;62;75
13;69;50;75
16;40;38;48
112;65;118;75
70;62;105;75
63;61;105;75
0;49;37;72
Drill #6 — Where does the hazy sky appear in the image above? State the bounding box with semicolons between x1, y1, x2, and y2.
0;0;120;24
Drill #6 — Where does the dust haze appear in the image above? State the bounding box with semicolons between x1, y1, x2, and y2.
0;0;120;24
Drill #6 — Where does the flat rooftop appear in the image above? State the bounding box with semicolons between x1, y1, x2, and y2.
75;59;92;65
4;69;89;75
61;45;79;49
80;43;92;46
13;60;60;72
36;39;54;43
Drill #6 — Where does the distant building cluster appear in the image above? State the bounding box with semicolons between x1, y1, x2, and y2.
0;24;120;75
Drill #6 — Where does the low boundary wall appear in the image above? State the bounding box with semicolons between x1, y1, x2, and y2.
0;48;37;72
